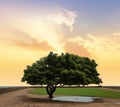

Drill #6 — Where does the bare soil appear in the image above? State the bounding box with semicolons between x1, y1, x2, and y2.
0;88;120;107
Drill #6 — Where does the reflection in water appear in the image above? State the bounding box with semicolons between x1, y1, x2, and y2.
53;96;98;102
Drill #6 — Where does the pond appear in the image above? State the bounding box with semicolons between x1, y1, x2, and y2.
52;96;98;102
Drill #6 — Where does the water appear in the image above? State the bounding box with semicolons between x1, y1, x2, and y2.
53;96;98;102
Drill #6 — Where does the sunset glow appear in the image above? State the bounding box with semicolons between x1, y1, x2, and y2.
0;0;120;86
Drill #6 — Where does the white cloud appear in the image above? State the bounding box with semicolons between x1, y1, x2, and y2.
49;9;78;31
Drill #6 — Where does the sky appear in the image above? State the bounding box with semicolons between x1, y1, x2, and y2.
0;0;120;86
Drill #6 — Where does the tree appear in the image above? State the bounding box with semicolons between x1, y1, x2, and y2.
21;52;102;98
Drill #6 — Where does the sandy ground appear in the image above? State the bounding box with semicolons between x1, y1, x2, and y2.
0;88;120;107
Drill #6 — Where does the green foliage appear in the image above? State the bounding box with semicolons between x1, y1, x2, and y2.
22;51;102;86
30;88;120;99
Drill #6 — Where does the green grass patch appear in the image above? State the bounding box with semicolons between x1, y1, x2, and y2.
30;88;120;99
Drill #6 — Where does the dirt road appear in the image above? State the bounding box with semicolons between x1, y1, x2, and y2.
0;88;120;107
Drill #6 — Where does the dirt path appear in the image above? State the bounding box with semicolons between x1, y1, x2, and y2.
0;88;120;107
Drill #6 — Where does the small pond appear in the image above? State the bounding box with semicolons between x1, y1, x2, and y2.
52;96;98;102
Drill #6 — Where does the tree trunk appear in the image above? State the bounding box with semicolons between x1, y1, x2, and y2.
46;84;56;98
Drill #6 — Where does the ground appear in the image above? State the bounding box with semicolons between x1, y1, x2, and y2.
0;88;120;107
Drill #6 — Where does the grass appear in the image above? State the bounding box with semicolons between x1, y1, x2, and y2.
30;87;120;99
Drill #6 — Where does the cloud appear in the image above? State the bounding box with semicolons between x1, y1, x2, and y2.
0;8;78;53
49;9;78;31
14;39;54;51
1;16;64;53
64;41;91;57
67;33;120;58
4;28;55;51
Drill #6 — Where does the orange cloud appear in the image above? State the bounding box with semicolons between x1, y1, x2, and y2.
14;38;54;51
2;28;55;51
64;41;91;57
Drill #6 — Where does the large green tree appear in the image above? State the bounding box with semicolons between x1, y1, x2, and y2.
21;52;102;98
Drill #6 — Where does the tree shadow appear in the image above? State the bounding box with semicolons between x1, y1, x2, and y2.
21;95;54;103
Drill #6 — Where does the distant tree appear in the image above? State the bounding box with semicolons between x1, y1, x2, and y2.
21;52;102;98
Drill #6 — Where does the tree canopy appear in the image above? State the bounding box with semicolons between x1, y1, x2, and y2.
22;52;102;98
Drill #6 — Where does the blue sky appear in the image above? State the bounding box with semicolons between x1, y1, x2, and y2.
1;0;120;34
